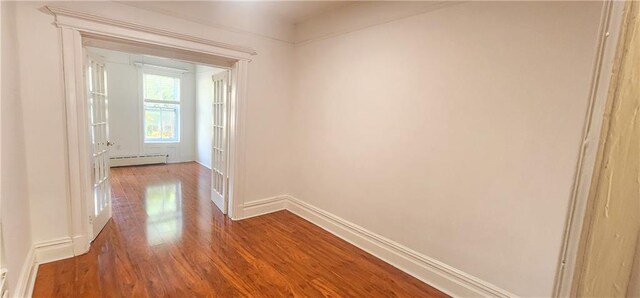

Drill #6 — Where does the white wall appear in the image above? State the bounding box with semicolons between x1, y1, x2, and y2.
1;1;33;294
88;47;197;163
294;1;460;43
290;2;602;296
8;1;609;296
13;1;293;245
195;65;226;169
13;1;70;246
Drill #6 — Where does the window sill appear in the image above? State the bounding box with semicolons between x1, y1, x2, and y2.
144;141;181;144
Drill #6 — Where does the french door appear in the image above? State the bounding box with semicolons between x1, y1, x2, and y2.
211;71;229;213
86;51;112;240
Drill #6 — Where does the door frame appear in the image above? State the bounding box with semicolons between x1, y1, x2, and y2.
552;1;625;296
560;1;640;296
49;5;255;256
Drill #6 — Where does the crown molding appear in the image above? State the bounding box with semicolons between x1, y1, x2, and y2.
46;5;257;57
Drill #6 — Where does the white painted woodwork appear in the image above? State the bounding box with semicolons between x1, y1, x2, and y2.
86;52;112;240
553;1;625;296
49;6;256;60
210;71;229;213
571;2;640;295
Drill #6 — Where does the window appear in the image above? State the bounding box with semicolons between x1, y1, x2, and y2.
143;73;180;143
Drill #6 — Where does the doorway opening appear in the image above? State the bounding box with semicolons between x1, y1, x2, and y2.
83;44;232;239
51;5;254;256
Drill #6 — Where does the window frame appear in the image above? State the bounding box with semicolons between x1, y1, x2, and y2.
140;67;183;144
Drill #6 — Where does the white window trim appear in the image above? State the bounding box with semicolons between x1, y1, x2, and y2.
139;67;184;144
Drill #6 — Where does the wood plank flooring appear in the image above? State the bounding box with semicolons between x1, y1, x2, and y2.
33;162;447;297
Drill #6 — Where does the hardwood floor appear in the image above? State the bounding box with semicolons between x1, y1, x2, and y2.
33;162;447;297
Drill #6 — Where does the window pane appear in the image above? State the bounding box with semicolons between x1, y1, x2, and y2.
145;108;161;139
143;74;180;101
161;109;176;139
144;102;179;142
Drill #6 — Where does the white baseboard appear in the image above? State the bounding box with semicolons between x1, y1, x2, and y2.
12;237;75;297
14;248;36;298
193;160;212;170
241;195;516;298
34;237;74;264
168;159;195;164
24;263;38;298
72;235;89;255
241;195;288;219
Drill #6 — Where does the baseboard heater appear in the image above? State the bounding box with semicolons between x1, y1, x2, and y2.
110;154;168;167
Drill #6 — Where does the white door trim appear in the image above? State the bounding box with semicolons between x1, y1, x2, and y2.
47;6;256;58
552;1;625;296
49;5;254;256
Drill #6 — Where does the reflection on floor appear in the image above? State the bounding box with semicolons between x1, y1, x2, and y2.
32;162;447;297
145;181;182;245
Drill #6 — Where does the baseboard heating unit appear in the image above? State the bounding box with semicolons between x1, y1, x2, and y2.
110;154;168;167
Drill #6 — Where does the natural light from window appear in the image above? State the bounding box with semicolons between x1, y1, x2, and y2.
143;73;181;143
144;181;183;245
